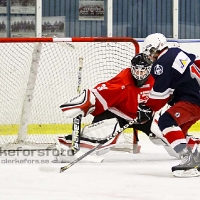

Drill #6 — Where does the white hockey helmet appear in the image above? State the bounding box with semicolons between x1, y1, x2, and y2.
142;33;168;62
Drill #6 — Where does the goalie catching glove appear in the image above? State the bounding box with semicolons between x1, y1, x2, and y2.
137;103;153;123
60;89;96;118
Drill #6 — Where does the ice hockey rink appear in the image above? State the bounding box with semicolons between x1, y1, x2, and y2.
0;133;199;200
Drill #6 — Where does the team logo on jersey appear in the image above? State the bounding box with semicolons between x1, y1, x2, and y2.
138;91;150;103
154;64;163;75
173;52;190;74
175;112;180;118
180;59;187;68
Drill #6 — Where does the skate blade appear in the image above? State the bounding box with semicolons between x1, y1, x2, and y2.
173;168;200;178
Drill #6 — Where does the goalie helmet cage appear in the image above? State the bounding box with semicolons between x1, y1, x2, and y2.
0;37;139;150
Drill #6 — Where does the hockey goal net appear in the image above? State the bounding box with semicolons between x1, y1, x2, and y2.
0;37;139;150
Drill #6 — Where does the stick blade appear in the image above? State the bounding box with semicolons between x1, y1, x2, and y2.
60;166;68;173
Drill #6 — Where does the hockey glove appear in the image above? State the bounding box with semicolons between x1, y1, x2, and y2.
137;103;153;123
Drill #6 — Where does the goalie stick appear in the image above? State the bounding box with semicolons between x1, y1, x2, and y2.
69;57;83;156
60;117;138;173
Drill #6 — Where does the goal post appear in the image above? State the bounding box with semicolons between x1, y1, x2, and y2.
0;37;139;150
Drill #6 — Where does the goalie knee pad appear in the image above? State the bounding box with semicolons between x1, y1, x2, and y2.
60;89;96;118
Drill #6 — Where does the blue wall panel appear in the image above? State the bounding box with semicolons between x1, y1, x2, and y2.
179;0;200;39
40;0;200;39
113;0;173;38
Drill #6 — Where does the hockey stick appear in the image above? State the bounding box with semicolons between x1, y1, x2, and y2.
69;57;83;155
60;117;138;173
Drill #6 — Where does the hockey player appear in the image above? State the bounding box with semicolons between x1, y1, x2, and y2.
57;53;153;158
57;53;178;162
142;33;200;177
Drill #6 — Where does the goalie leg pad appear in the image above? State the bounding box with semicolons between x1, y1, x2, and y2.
60;89;96;118
58;118;121;151
81;118;121;147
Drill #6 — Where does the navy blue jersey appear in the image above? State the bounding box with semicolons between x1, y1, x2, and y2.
146;47;200;111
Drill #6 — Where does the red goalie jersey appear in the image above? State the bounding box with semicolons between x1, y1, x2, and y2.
90;68;155;120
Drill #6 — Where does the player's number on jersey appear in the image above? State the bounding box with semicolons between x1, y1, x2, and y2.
190;64;200;86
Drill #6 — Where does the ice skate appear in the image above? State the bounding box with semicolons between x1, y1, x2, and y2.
172;147;200;177
194;152;200;171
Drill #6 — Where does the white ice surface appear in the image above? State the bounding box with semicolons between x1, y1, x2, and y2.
0;134;200;200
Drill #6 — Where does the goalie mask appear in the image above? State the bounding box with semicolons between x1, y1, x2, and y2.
131;53;152;87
